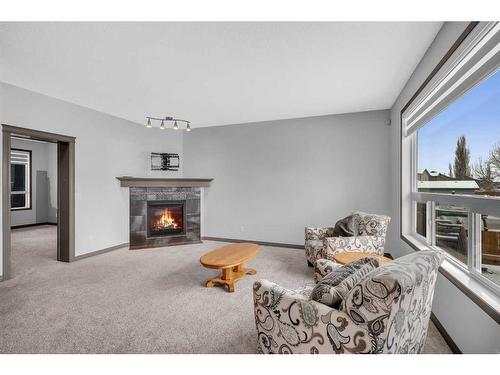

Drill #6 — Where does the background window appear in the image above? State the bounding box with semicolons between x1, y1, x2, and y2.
10;149;31;210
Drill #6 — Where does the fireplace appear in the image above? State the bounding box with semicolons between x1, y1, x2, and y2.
127;186;203;249
147;200;185;237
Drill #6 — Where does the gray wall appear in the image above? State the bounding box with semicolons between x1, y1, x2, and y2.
0;82;183;275
10;138;57;226
183;110;391;245
388;22;500;353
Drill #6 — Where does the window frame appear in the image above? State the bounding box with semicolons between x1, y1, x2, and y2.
10;148;32;211
400;21;500;318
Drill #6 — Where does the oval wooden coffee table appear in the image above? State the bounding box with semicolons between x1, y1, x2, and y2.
334;251;392;266
200;243;259;293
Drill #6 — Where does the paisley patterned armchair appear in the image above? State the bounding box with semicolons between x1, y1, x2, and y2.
253;250;444;354
305;212;391;266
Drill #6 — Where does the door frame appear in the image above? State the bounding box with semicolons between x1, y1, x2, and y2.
2;124;75;280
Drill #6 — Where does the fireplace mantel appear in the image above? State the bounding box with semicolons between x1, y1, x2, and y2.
116;177;213;188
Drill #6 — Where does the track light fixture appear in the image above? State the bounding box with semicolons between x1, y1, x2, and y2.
145;116;192;131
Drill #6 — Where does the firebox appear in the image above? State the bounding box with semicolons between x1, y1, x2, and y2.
147;200;185;237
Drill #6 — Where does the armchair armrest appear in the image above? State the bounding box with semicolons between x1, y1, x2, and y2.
305;226;335;241
323;235;385;260
253;279;372;354
314;258;340;283
305;227;335;264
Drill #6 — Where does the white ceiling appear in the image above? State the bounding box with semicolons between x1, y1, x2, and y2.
0;22;442;128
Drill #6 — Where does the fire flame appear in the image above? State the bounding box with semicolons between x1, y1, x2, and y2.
154;209;178;229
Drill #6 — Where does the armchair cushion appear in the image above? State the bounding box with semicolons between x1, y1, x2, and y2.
311;257;379;308
323;235;386;260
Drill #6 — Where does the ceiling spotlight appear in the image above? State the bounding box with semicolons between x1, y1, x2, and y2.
145;116;190;131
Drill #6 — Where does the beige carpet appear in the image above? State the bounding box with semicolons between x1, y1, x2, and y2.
0;225;451;353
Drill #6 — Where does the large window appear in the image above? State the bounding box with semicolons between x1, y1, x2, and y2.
402;22;500;296
10;149;31;210
417;70;500;198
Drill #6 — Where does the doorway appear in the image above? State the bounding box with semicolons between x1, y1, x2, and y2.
2;124;75;280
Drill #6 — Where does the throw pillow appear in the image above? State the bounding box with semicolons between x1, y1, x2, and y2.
327;262;379;307
332;214;360;237
310;257;379;308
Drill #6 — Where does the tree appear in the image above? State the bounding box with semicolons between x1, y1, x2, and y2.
453;135;472;179
473;158;494;191
489;143;500;179
448;163;453;178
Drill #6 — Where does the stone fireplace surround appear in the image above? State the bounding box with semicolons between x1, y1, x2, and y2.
117;177;212;250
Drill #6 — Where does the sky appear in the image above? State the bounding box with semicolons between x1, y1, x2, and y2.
418;69;500;176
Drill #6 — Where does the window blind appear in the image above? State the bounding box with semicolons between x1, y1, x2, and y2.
403;22;500;136
11;150;30;165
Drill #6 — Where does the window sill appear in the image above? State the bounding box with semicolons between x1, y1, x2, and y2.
402;233;500;324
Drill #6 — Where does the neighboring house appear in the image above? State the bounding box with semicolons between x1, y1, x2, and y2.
418;170;479;194
418;169;455;182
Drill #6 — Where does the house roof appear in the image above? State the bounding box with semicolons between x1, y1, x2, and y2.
417;180;479;189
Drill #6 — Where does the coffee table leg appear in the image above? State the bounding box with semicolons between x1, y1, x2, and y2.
205;264;256;293
222;267;233;280
222;268;234;292
234;263;256;275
